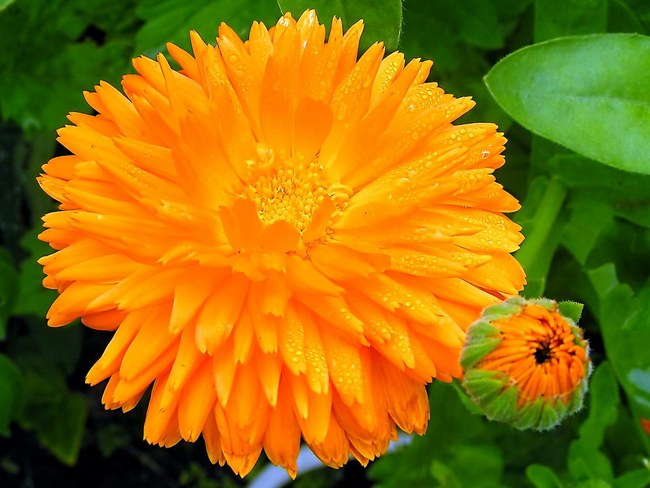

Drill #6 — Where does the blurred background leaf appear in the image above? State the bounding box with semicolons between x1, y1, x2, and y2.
0;0;138;133
0;354;22;437
135;0;282;57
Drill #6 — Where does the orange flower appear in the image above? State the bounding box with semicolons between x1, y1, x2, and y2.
461;298;591;430
38;10;525;476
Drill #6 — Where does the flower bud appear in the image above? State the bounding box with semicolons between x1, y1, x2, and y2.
461;297;591;430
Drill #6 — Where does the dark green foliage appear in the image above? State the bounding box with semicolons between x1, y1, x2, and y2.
1;0;649;486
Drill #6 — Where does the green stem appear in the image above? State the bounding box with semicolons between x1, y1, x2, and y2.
515;177;567;275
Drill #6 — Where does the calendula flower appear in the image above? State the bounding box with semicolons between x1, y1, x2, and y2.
461;297;591;430
38;10;525;476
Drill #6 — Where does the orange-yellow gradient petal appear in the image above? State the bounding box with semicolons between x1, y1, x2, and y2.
37;10;525;477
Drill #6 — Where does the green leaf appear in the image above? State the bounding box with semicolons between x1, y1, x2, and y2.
485;34;650;175
16;369;88;465
0;354;22;436
548;154;650;229
588;263;620;299
568;362;618;482
534;0;607;42
526;464;565;488
429;459;462;488
96;424;131;458
613;469;650;488
135;0;281;58
608;0;647;34
579;362;619;448
558;301;584;324
438;0;504;50
591;272;650;455
277;0;403;51
0;0;15;11
0;0;136;132
35;391;88;466
560;197;614;264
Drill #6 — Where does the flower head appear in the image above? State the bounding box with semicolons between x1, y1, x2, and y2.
461;297;591;430
38;10;525;476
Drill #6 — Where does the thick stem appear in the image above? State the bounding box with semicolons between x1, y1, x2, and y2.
515;177;567;275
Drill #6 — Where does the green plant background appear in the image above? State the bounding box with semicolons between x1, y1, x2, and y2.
1;0;650;486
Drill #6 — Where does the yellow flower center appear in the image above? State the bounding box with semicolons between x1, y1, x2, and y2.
244;145;353;234
246;159;328;231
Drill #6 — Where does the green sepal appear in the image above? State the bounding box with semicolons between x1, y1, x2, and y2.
538;400;563;430
558;301;584;324
462;369;509;405
528;297;556;310
481;298;524;321
466;320;501;339
460;334;502;370
565;374;590;415
483;385;519;423
512;398;544;430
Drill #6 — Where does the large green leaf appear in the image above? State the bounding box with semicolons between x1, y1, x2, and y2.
277;0;403;51
485;34;650;175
